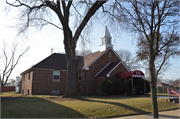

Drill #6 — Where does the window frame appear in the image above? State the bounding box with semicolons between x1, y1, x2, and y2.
78;71;82;81
53;70;60;82
52;90;60;95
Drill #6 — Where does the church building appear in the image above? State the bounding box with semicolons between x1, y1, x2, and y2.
21;26;145;95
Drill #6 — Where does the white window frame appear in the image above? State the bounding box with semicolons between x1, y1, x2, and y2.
52;90;60;95
53;70;60;81
78;72;81;81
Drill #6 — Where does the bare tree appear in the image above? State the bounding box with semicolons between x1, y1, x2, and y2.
137;32;179;79
6;0;107;98
76;49;92;56
116;49;140;71
102;1;179;118
0;41;29;86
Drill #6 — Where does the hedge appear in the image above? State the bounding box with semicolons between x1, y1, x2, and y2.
101;77;129;95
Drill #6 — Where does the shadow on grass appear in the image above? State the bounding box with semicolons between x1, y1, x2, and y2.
1;96;86;118
79;97;148;115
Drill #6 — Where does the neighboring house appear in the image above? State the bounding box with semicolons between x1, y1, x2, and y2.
15;77;22;93
157;82;171;87
156;82;171;93
21;26;145;95
6;77;22;93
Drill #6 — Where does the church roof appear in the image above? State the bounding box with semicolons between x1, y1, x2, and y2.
96;61;120;77
101;26;111;38
20;51;105;75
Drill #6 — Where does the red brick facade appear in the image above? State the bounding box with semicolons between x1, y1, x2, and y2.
21;48;129;95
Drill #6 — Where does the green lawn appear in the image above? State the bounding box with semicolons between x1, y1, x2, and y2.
1;92;179;118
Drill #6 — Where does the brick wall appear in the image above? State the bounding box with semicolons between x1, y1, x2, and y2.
32;69;67;95
85;49;120;95
96;77;106;94
21;71;33;95
109;63;128;77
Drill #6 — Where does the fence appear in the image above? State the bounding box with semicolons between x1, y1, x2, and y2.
157;87;168;93
1;86;15;93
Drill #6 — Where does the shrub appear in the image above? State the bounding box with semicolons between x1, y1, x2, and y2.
133;78;150;95
101;77;129;95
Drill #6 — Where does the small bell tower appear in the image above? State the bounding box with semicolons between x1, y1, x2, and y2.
100;26;113;52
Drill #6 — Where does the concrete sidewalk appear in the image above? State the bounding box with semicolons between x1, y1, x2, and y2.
111;109;180;119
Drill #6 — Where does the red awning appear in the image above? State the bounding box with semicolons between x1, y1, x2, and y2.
115;70;145;79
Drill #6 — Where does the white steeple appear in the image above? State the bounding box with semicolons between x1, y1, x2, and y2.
100;26;113;52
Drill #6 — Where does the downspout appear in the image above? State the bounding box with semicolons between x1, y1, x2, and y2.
144;78;146;94
84;69;86;95
31;69;34;95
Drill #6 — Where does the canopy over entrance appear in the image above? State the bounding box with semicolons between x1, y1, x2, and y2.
115;70;145;79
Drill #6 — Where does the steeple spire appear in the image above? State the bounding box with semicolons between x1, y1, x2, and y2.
100;26;113;52
101;26;111;39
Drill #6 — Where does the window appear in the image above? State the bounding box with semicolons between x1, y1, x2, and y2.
52;90;59;95
102;39;105;45
78;72;81;81
23;75;25;81
53;71;60;81
109;52;111;58
29;72;31;80
107;38;111;44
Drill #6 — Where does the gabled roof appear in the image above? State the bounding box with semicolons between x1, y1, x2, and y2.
33;53;68;70
82;50;105;69
96;62;120;77
21;53;83;75
157;82;171;87
21;47;131;75
32;53;83;70
83;47;130;71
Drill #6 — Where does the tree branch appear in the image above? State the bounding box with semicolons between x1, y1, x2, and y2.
73;1;107;43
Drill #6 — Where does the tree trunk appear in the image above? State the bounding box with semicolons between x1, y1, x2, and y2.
62;52;79;98
62;30;79;98
149;58;159;118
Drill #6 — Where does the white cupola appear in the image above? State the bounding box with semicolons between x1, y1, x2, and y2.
100;26;113;52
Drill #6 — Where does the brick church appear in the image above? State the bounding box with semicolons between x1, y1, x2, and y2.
21;26;145;95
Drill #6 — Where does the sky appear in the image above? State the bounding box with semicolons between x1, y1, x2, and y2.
0;2;179;81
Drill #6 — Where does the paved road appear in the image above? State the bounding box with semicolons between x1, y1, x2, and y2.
111;109;180;119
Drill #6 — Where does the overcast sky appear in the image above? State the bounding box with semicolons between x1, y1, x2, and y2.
0;2;179;81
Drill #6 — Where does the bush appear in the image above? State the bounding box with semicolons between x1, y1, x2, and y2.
101;78;129;95
133;78;150;95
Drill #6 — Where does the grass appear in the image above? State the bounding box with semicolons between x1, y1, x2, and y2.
1;92;179;118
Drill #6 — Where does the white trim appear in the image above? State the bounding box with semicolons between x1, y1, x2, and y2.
53;70;60;82
84;47;131;72
106;61;122;77
95;62;111;77
52;90;59;95
106;74;110;77
85;67;89;70
132;75;145;78
110;48;131;71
